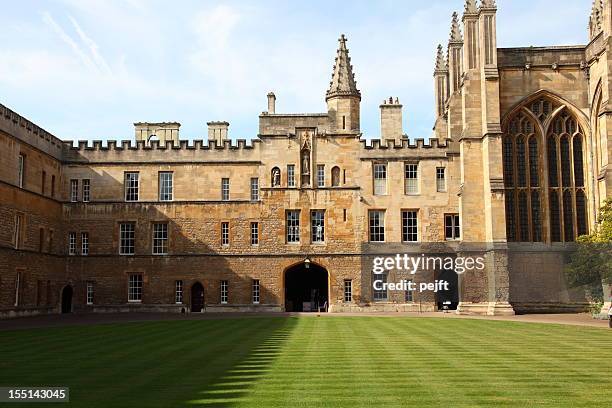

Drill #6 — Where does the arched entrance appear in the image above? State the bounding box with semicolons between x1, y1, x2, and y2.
191;282;204;313
284;262;328;312
61;285;73;314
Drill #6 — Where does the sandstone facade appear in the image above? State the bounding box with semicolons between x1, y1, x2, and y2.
1;0;610;318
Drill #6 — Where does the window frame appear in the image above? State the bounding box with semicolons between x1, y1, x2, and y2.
250;177;259;201
368;210;386;242
220;280;228;304
286;210;300;243
82;179;91;202
175;280;183;304
404;163;419;195
444;214;461;240
373;272;388;302
68;232;77;255
128;274;143;303
119;222;136;255
221;178;230;201
401;210;419;243
70;179;79;202
251;222;259;246
81;232;89;256
311;210;325;243
287;164;296;188
436;167;446;192
18;154;25;188
252;279;260;304
152;222;168;255
344;279;352;302
158;171;173;202
373;163;388;196
124;172;139;202
221;222;229;246
317;164;325;188
86;281;94;305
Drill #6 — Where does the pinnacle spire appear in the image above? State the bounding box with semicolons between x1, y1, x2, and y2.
326;34;361;101
450;12;463;42
480;0;496;8
464;0;477;14
434;44;447;73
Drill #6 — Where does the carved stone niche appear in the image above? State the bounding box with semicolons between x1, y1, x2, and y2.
299;129;314;187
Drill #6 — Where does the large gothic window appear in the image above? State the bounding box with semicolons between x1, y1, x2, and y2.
502;97;588;242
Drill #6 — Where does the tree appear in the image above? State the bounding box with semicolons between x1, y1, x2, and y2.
565;198;612;303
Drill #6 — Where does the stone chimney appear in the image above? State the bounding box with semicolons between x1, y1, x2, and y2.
207;121;229;145
267;92;276;114
134;122;180;146
380;97;403;140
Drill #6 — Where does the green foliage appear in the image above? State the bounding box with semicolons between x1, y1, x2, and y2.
565;198;612;302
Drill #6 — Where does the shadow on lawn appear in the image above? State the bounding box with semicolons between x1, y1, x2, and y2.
184;316;297;407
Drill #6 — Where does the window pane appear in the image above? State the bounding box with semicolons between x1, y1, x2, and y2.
369;210;385;242
70;179;79;202
311;210;325;242
373;272;387;301
287;165;295;187
120;223;135;255
251;222;259;245
373;164;387;195
286;211;300;243
344;280;352;302
404;164;418;194
221;178;230;201
82;179;90;202
159;172;173;201
317;165;325;187
125;173;139;201
152;223;168;254
402;211;418;242
251;178;259;201
175;280;183;304
128;274;142;302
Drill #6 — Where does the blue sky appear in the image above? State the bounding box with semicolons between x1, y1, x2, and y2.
0;0;592;142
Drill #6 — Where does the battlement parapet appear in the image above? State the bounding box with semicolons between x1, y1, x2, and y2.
0;103;64;160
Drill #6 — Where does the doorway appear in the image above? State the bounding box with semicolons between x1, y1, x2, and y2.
435;267;459;311
191;282;204;312
61;285;73;314
284;262;328;312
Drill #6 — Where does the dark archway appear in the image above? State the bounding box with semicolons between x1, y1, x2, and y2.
61;285;73;314
191;282;204;313
435;268;459;311
284;262;328;312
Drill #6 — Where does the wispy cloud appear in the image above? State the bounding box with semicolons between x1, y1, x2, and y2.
41;11;100;73
67;15;112;76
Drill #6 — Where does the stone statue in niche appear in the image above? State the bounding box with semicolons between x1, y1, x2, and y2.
301;152;310;174
300;129;313;187
272;167;280;187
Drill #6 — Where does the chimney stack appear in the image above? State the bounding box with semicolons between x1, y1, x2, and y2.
207;121;229;145
380;97;403;140
267;92;276;114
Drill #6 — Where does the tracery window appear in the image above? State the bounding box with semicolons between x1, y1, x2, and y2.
502;97;588;242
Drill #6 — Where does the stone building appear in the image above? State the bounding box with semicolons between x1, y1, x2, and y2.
1;0;610;318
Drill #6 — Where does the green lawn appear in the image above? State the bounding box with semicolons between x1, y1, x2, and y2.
0;317;611;408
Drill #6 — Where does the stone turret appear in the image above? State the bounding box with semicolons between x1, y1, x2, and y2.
326;34;361;133
433;44;449;119
448;12;463;94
